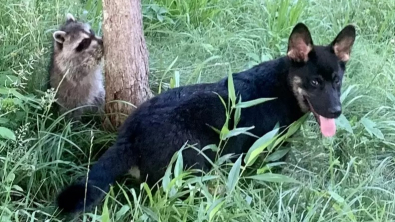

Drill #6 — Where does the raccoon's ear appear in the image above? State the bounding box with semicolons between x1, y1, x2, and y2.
330;25;356;62
287;23;314;62
66;13;76;22
53;31;66;44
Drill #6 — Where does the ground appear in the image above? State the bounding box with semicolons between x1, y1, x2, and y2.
1;0;395;221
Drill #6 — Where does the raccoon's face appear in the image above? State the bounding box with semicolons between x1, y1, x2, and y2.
52;13;103;70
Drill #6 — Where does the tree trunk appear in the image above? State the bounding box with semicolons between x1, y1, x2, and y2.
102;0;152;130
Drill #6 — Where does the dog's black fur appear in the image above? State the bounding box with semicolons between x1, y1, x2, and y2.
56;23;356;214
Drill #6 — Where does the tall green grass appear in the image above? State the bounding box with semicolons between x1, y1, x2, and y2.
0;0;395;221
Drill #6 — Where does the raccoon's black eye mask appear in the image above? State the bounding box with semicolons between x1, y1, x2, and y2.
76;38;92;52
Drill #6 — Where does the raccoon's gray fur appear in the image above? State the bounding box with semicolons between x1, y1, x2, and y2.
49;13;105;120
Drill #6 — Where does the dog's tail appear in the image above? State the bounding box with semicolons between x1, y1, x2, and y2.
56;142;136;214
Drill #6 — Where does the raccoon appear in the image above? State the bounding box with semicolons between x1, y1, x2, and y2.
49;13;105;121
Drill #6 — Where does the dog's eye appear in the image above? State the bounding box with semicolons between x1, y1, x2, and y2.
334;77;340;85
310;80;319;86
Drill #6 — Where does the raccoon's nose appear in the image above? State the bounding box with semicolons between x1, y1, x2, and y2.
97;38;103;46
328;106;341;117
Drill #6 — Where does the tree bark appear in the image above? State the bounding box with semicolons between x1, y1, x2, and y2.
102;0;152;130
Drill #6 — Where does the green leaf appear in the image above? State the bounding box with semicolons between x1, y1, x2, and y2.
360;117;384;139
335;114;353;134
246;173;300;184
0;87;11;94
9;88;27;100
202;144;219;152
201;43;215;53
227;69;236;107
185;175;219;184
207;124;221;135
246;61;259;68
370;127;384;139
159;56;179;93
220;125;230;140
216;153;235;166
101;192;111;222
234;96;242;127
142;183;154;206
162;161;172;191
235;97;277;109
174;71;180;88
222;126;255;139
344;95;364;109
6;172;15;182
340;85;357;103
163;144;187;191
244;124;280;166
115;205;130;221
261;53;272;62
12;185;24;192
0;127;16;141
272;113;308;148
386;92;395;102
169;77;175;89
328;191;344;203
158;7;168;14
327;191;356;221
246;52;260;62
214;92;227;113
0;118;10;124
141;206;159;221
174;150;184;186
156;14;164;22
265;148;290;162
285;113;308;137
257;162;285;174
168;172;192;197
207;198;225;222
226;155;242;192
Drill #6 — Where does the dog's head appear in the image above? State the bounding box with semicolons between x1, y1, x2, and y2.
287;23;356;137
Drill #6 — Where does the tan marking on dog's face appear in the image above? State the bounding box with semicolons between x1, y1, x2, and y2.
129;166;141;180
291;76;309;112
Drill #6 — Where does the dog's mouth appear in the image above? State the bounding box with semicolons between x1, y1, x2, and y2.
303;96;336;137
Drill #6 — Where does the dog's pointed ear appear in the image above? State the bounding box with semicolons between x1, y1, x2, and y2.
330;25;356;62
66;13;76;22
287;23;314;62
53;31;66;44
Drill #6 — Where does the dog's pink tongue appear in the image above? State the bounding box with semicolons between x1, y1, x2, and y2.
319;116;336;137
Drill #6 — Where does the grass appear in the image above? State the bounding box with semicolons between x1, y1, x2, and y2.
1;0;395;221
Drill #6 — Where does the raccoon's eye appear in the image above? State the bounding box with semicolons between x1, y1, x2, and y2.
76;38;92;52
310;79;319;87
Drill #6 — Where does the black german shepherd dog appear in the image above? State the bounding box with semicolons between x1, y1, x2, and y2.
56;23;356;214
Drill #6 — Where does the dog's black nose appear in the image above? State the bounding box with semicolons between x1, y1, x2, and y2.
328;106;341;117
